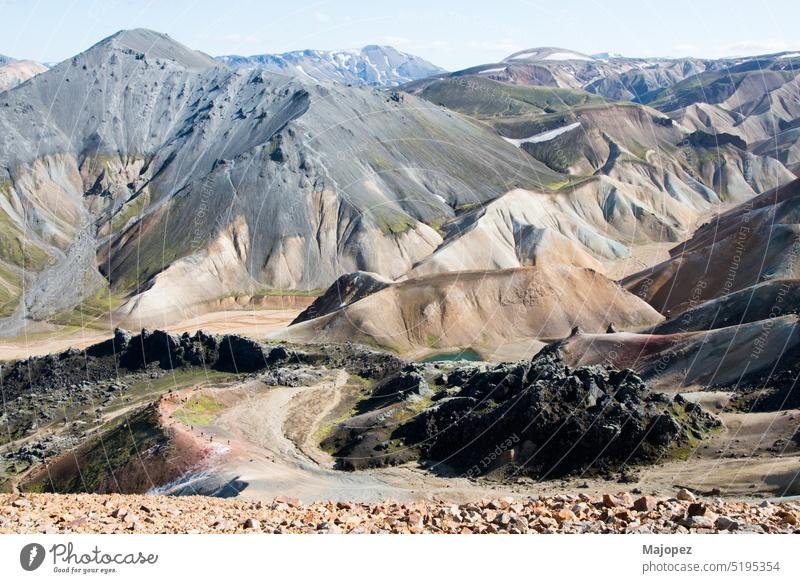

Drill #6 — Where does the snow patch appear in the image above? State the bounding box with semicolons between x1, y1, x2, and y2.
544;52;594;62
510;50;593;62
477;67;507;74
509;51;538;61
501;122;582;147
294;65;315;80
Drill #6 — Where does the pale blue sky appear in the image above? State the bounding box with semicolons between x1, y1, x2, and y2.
1;0;798;70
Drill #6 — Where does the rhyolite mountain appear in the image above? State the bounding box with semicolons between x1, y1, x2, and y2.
0;54;47;92
432;46;730;97
403;66;794;274
0;29;557;332
285;48;797;358
216;45;444;86
431;47;800;171
642;53;800;170
283;265;663;358
549;178;800;391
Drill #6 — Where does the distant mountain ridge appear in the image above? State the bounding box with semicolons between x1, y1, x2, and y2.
216;44;444;86
0;54;47;92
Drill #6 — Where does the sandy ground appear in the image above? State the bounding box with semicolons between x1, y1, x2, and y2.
627;391;800;498
0;309;301;361
602;241;675;280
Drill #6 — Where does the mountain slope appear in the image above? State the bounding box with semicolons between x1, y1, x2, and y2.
559;318;800;389
624;178;800;315
432;47;732;99
280;265;663;356
544;178;800;390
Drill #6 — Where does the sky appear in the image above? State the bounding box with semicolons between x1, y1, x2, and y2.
1;0;798;70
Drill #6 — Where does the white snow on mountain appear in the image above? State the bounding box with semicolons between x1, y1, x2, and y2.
501;122;582;147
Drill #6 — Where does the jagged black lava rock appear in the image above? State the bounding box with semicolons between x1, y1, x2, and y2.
372;368;432;403
399;345;719;478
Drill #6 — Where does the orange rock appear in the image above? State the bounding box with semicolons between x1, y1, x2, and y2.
602;494;618;508
555;509;577;523
633;496;659;512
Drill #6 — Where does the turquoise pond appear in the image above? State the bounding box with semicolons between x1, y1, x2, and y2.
418;348;483;363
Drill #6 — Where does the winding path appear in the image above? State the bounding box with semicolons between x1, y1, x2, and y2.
193;373;416;503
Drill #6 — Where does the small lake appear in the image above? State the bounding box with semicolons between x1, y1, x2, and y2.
419;348;483;363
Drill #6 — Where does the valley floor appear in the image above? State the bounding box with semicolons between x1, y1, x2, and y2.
0;309;301;361
142;370;800;503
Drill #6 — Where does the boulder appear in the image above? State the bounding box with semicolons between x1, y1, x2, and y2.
85;328;132;358
687;502;708;517
685;515;714;529
120;329;184;369
714;516;739;530
215;335;270;372
373;369;432;402
633;496;659;512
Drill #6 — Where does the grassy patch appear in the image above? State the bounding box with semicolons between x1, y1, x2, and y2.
369;153;394;171
0;208;50;271
419;77;606;119
544;176;594;192
425;216;449;236
49;286;127;328
315;377;374;447
173;393;226;427
110;191;149;232
372;209;417;235
107;196;193;294
455;201;481;212
0;262;21;318
114;369;239;409
665;401;723;461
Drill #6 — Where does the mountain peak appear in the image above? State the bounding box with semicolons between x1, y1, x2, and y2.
90;28;218;70
504;47;596;62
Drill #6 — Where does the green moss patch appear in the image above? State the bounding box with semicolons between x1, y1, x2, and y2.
173;393;226;427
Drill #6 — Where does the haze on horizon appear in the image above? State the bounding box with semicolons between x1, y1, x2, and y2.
0;0;798;70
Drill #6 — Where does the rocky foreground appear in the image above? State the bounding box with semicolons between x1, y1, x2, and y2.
1;491;798;534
